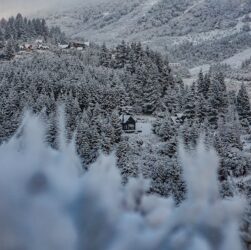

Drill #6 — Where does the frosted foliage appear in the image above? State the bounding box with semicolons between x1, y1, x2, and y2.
0;114;244;250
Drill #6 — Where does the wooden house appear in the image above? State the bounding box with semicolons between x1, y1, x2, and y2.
120;114;136;132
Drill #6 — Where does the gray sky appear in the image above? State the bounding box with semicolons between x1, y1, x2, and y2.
0;0;60;18
0;0;99;18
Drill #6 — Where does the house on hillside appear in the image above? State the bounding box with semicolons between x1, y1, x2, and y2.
35;39;44;45
58;41;90;50
69;41;87;50
37;44;49;50
71;41;90;50
169;63;181;68
120;114;136;132
58;44;70;49
19;44;33;51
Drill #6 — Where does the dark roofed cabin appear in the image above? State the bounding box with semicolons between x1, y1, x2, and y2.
70;42;86;49
120;115;136;132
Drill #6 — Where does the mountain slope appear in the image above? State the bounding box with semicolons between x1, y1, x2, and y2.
45;0;251;66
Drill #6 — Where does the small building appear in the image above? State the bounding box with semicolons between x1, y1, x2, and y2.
58;44;70;49
69;41;86;50
120;114;136;132
169;63;181;68
19;44;33;51
37;44;49;50
35;39;44;45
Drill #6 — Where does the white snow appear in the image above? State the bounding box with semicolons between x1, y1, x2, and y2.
58;44;69;49
103;12;110;16
183;64;210;86
222;48;251;69
184;0;204;14
136;115;156;136
189;64;210;76
120;114;134;124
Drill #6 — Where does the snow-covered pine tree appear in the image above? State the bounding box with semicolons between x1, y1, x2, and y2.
113;40;129;69
99;43;111;68
236;83;251;126
208;72;228;115
116;137;136;182
4;39;15;60
76;121;92;168
142;59;160;114
182;86;196;120
111;111;122;143
15;13;26;40
158;113;176;142
163;86;180;115
196;94;208;122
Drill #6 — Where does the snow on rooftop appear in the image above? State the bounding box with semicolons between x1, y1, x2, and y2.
120;115;130;123
35;39;43;44
58;44;69;49
120;115;135;124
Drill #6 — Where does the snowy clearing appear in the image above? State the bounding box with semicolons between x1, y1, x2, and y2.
222;48;251;69
136;115;156;136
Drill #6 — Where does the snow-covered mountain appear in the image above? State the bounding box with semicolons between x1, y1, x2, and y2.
45;0;251;63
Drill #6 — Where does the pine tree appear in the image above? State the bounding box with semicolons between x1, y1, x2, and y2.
183;87;196;120
142;60;160;114
100;43;111;67
46;112;57;148
236;83;251;125
4;39;15;60
0;28;4;42
116;137;135;182
76;121;92;168
15;13;26;39
158;114;176;141
197;70;210;98
181;119;200;148
41;19;49;38
206;102;218;129
163;86;179;115
113;40;128;69
111;111;122;143
196;94;208;122
126;47;137;74
208;72;228;115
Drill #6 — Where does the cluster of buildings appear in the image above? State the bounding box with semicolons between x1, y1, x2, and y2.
58;41;90;51
18;40;91;53
19;39;49;52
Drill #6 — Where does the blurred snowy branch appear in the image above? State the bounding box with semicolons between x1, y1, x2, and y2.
0;113;244;250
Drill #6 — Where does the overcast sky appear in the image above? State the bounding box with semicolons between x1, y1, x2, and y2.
0;0;104;18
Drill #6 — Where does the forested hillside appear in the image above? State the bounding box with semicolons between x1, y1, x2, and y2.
0;13;66;59
45;0;251;67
